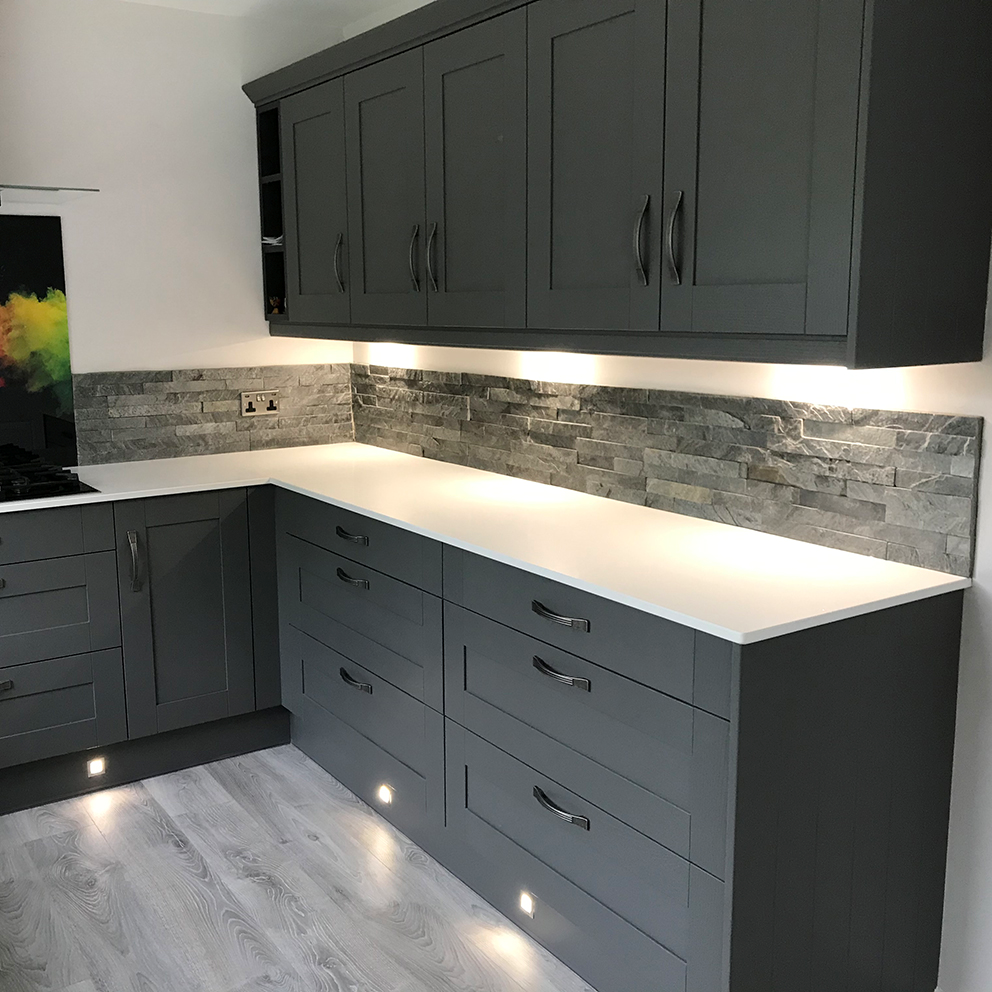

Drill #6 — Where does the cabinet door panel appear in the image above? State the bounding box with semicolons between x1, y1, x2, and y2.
528;0;665;331
424;9;527;328
662;0;863;337
116;491;255;739
282;79;350;324
346;49;427;326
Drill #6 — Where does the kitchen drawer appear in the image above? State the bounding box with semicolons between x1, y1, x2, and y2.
445;604;730;877
0;649;127;769
278;534;442;708
0;552;121;666
0;503;114;565
444;547;724;709
276;489;442;594
284;626;428;768
291;680;445;852
446;723;726;992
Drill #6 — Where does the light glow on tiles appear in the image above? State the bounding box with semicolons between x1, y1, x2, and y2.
767;363;908;410
85;792;114;819
87;756;106;778
519;891;536;917
377;783;394;805
518;350;597;385
367;342;419;368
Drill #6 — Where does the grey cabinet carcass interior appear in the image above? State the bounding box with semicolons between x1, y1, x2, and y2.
248;0;992;368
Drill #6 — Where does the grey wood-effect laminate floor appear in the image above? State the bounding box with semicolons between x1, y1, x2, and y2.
0;745;596;992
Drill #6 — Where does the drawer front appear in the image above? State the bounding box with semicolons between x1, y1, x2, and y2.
0;503;114;565
292;688;445;853
0;649;127;769
0;552;121;666
445;604;730;876
277;489;442;594
279;534;442;707
284;626;427;770
450;724;690;955
444;546;702;705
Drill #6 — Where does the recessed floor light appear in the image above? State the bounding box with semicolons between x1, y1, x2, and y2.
87;756;106;778
519;891;536;918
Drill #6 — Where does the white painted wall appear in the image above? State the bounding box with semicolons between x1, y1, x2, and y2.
0;0;351;370
357;274;992;992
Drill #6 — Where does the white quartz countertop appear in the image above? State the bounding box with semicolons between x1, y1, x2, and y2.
5;443;970;644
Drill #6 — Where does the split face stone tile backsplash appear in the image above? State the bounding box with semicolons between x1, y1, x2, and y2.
351;366;982;577
73;364;353;464
71;362;982;576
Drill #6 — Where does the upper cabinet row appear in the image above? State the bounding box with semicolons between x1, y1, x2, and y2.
247;0;992;368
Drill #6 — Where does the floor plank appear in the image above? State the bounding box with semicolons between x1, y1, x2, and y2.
0;745;595;992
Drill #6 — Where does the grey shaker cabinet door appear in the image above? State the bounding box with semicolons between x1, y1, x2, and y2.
661;0;863;337
527;0;665;332
115;491;256;739
424;9;527;328
281;79;351;324
345;48;427;327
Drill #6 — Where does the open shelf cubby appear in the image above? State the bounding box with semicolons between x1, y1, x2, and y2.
257;104;287;319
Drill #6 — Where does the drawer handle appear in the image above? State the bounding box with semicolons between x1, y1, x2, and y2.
533;656;591;692
336;567;369;590
533;786;590;831
0;577;5;590
335;525;369;547
532;600;590;633
339;667;373;694
127;530;142;593
0;679;12;693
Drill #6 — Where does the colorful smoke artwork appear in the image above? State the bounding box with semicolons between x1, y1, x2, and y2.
0;285;72;416
0;214;75;462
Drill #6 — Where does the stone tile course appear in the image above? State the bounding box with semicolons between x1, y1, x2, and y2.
71;363;981;578
73;364;353;465
351;365;982;576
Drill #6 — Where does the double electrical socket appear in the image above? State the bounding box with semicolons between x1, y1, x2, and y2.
241;390;280;416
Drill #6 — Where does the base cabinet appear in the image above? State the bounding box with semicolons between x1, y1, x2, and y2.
279;492;963;992
115;490;257;738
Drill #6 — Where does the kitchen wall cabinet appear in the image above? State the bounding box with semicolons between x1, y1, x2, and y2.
662;0;862;340
281;79;351;324
527;0;664;331
424;11;527;328
345;48;428;327
115;490;256;738
249;0;991;368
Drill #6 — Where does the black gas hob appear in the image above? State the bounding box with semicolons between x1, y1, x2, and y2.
0;444;97;502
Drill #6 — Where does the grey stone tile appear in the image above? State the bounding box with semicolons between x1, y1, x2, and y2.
946;535;972;557
882;489;973;539
852;410;980;436
644;447;743;479
892;470;976;498
802;421;899;447
797;490;886;523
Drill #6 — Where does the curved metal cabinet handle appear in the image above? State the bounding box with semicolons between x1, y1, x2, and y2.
333;232;345;293
335;524;369;546
336;567;369;590
408;224;421;292
533;786;590;830
666;190;683;285
339;667;373;694
426;222;439;293
531;600;590;633
633;194;650;287
533;656;591;692
127;530;142;592
0;680;13;693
